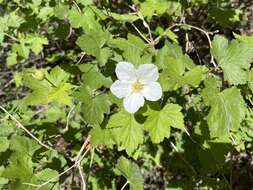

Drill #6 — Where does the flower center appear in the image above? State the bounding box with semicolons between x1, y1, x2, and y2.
132;80;144;92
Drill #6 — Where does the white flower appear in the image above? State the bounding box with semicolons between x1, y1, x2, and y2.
110;61;162;113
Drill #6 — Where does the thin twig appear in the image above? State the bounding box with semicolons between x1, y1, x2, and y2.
62;105;76;133
86;147;95;182
154;23;218;68
74;136;90;163
77;53;86;64
131;23;151;44
73;0;82;13
120;180;129;190
139;14;155;46
35;164;76;190
0;105;52;150
4;79;14;88
247;96;253;107
22;183;40;187
32;146;92;190
78;164;86;190
79;145;92;162
3;32;19;42
229;132;236;145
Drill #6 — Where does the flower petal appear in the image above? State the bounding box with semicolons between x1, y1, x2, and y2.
136;64;159;82
123;93;144;113
110;80;131;98
142;82;162;101
116;61;136;81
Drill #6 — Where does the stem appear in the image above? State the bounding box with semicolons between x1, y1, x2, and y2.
86;147;95;182
33;146;91;190
73;0;82;13
0;105;52;150
131;23;151;44
35;164;76;190
120;181;129;190
154;23;218;68
78;164;86;190
62;105;76;133
4;32;19;42
74;136;90;164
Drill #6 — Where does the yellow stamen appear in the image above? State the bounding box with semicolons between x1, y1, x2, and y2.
132;80;144;92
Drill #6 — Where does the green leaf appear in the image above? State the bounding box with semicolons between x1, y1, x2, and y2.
21;66;74;106
37;7;54;20
110;12;139;22
75;86;111;125
248;69;253;93
107;111;143;155
47;83;74;105
234;33;253;46
10;136;40;156
5;12;24;28
209;8;241;26
29;36;48;54
116;156;144;190
11;42;30;59
159;48;207;91
0;166;8;186
138;0;181;18
183;66;208;87
54;4;69;19
89;125;115;146
76;33;110;65
68;7;102;32
46;66;69;86
144;104;184;143
2;154;33;182
156;42;195;70
21;76;52;106
79;0;93;6
0;137;9;152
202;77;245;138
21;34;48;55
108;34;149;66
79;64;112;89
6;52;17;66
68;8;83;28
0;124;15;136
163;29;178;43
32;168;59;190
76;34;101;57
211;35;253;85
